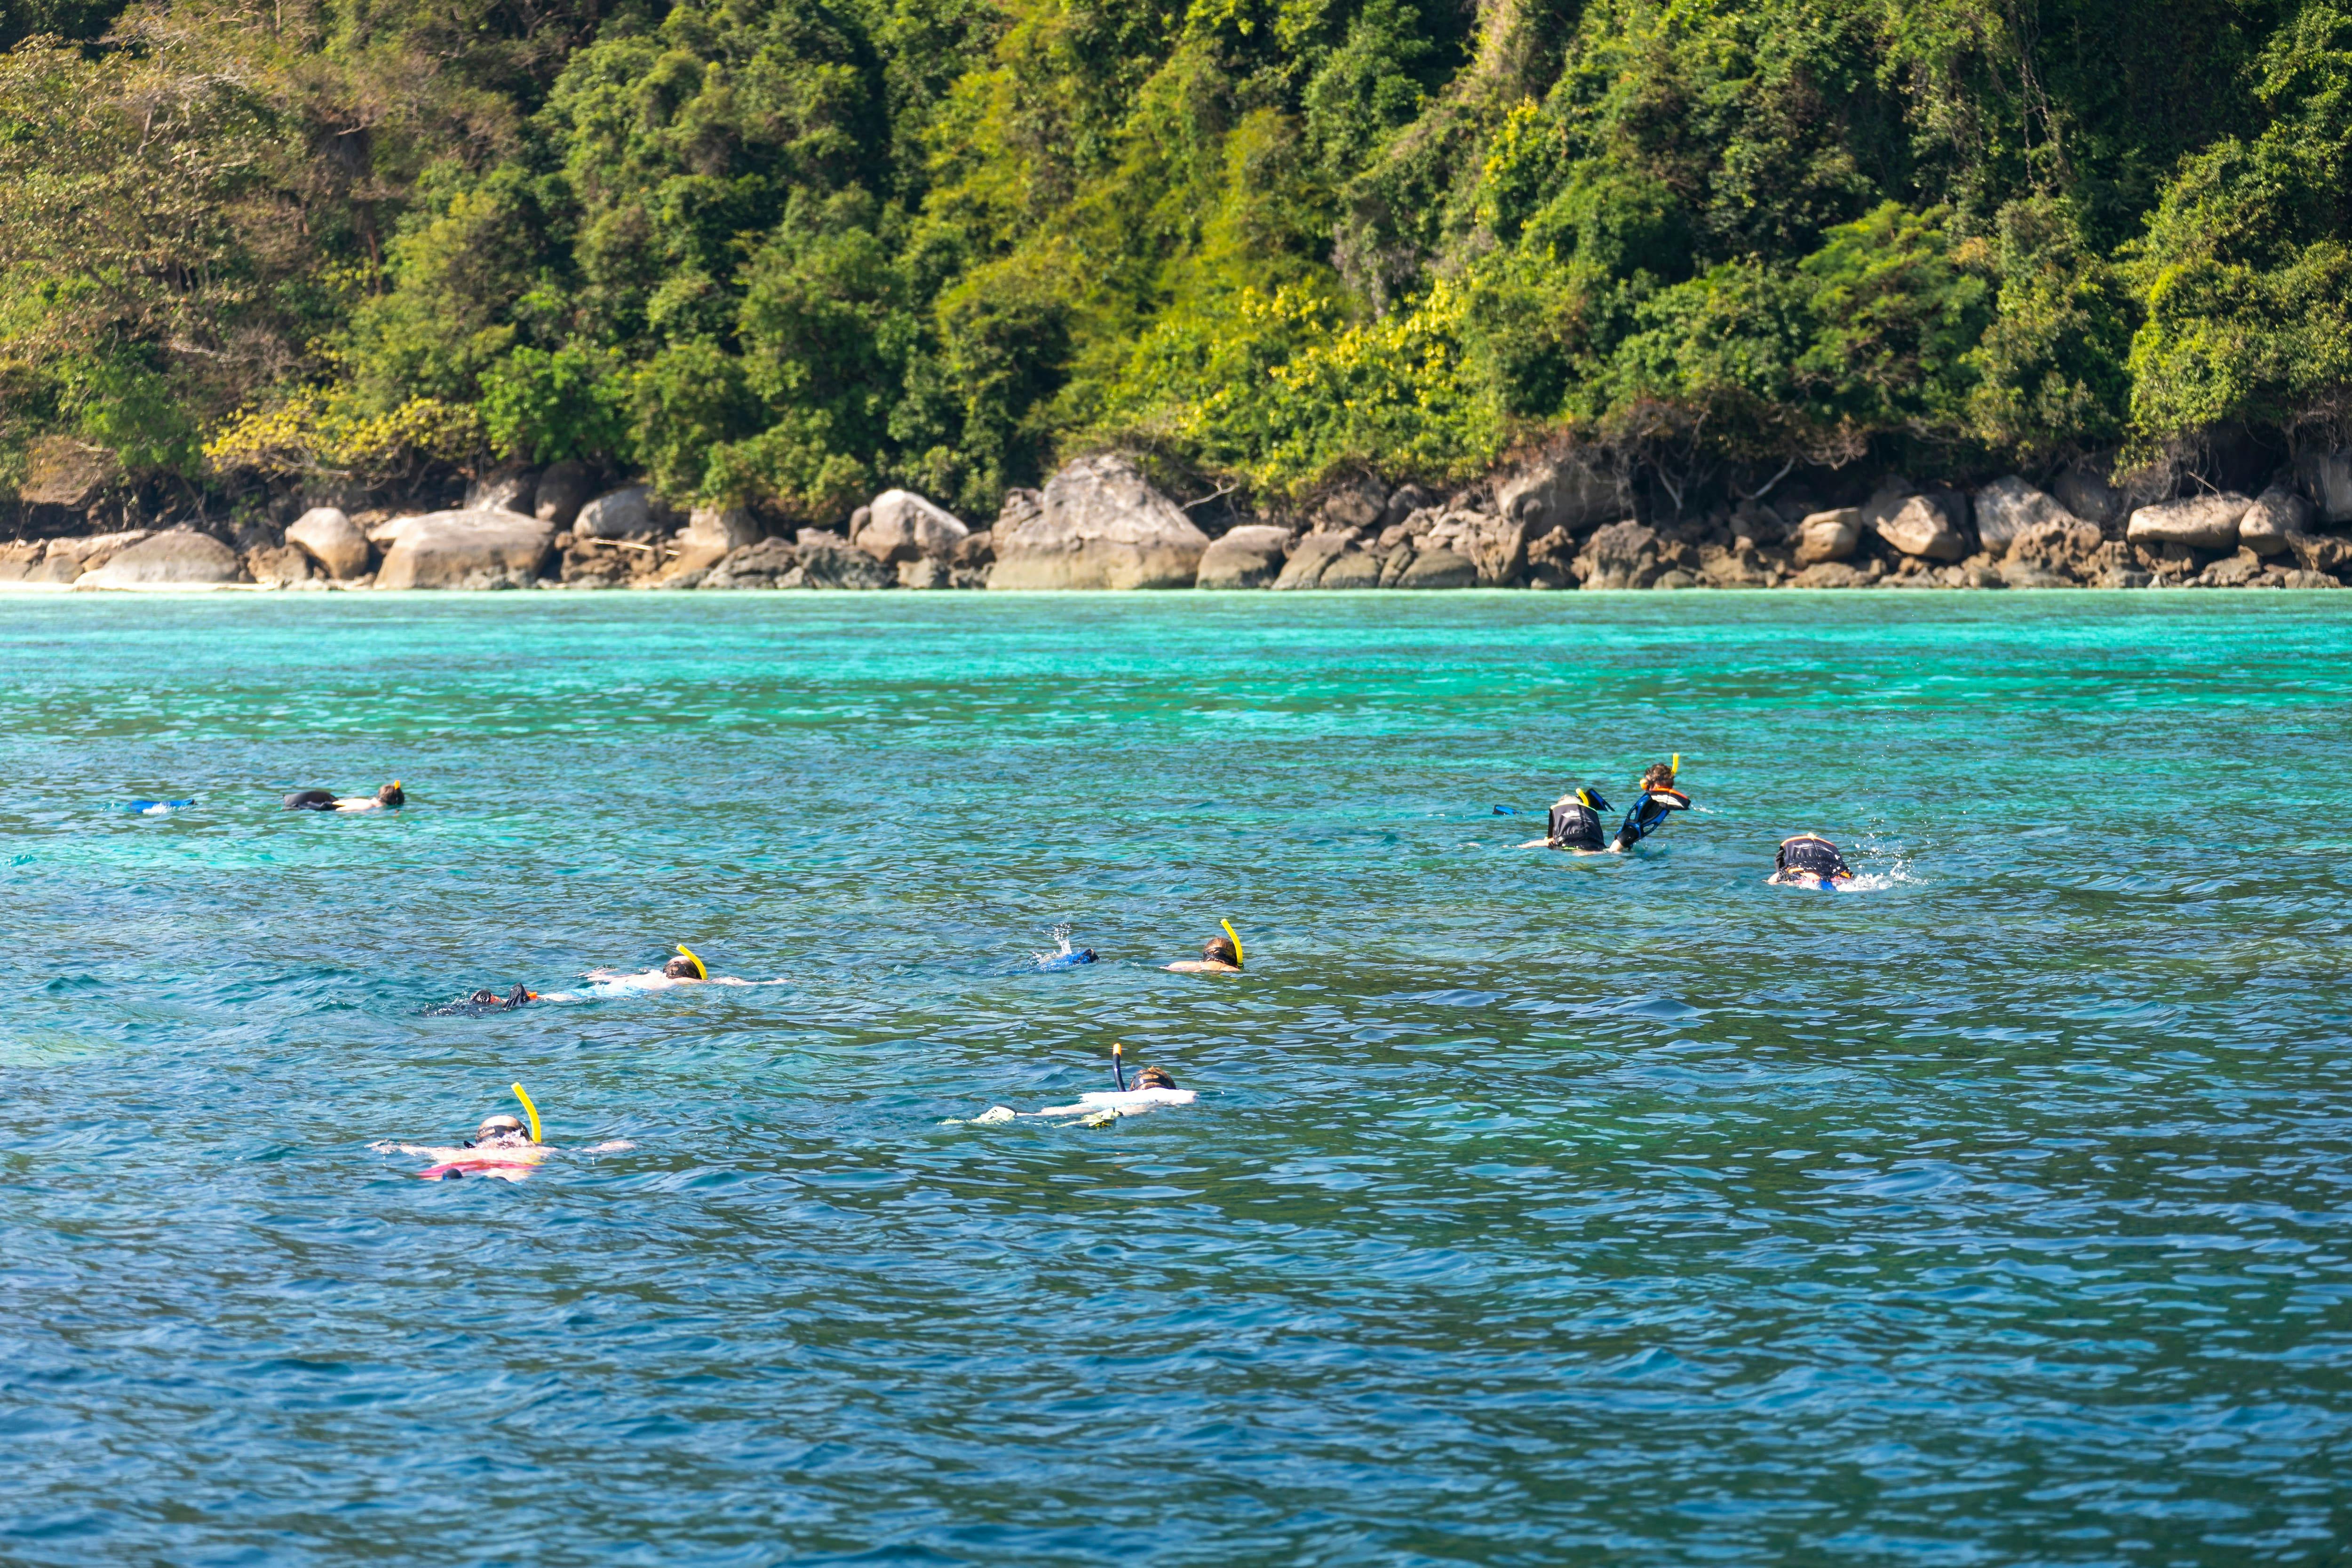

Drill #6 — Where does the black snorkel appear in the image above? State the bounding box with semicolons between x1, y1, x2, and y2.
1112;1041;1127;1092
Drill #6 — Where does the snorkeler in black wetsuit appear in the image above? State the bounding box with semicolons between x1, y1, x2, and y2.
422;984;535;1016
284;782;405;812
1612;761;1691;850
1770;834;1853;885
1544;788;1615;852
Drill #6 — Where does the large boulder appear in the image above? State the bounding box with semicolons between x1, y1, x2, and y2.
1398;548;1479;588
2048;465;2125;529
2295;447;2352;524
2239;483;2312;556
1314;477;1388;533
1494;454;1625;537
534;461;597;530
855;490;969;562
2127;493;2252;551
245;544;315;586
1423;510;1529;584
574;486;654;540
1973;476;2080;556
2009;518;2112;581
1271;531;1353;589
1195;524;1291;589
1318;548;1383;588
2285;530;2352;577
286;507;371;578
17;436;116;509
1866;493;1966;561
1793;509;1861;564
1573;520;1665;589
795;535;895;589
375;509;556;589
465;463;538;515
40;530;150;578
79;528;244;587
990;455;1209;590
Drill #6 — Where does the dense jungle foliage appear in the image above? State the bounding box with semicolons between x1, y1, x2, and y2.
2;0;2348;519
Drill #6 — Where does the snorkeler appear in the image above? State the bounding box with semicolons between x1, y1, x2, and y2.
284;781;404;813
1769;833;1854;887
1036;924;1098;969
1524;787;1614;852
371;1084;632;1181
1611;758;1691;850
422;984;535;1017
1166;920;1245;974
535;944;776;1000
958;1044;1198;1127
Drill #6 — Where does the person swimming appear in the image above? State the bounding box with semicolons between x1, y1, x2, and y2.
421;984;535;1017
1612;760;1692;850
959;1045;1197;1126
284;782;405;813
1526;786;1614;852
1769;833;1854;886
535;944;774;1000
371;1086;633;1181
1167;920;1245;973
1035;924;1098;969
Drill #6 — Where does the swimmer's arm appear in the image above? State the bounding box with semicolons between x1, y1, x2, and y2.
577;1139;636;1153
1165;960;1241;973
1516;836;1551;848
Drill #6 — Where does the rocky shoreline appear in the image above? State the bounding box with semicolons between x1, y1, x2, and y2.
7;446;2352;593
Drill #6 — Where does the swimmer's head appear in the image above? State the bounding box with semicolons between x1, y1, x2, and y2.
378;781;405;807
475;1113;530;1147
663;955;704;980
1203;934;1240;966
1134;1066;1177;1091
466;988;501;1006
1640;762;1677;792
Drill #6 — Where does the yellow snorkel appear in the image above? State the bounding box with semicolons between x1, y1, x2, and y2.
510;1082;543;1144
1670;753;1680;781
675;943;708;980
1221;919;1244;969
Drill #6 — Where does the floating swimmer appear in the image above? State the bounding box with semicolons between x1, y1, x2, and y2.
126;797;198;816
283;781;404;813
1769;833;1854;887
1035;924;1098;970
1611;757;1692;850
421;983;536;1017
1166;919;1245;974
1523;786;1615;852
371;1083;632;1181
537;944;775;1000
959;1044;1197;1127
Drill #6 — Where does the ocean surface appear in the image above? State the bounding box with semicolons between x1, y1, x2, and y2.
2;589;2349;1566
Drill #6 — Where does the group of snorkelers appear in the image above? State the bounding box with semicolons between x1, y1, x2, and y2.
1530;756;1855;887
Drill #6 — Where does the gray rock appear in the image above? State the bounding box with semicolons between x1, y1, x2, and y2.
286;507;371;578
465;463;538;516
534;461;597;530
1793;509;1861;564
1271;531;1351;589
1866;494;1966;561
1789;560;1874;588
574;487;653;540
1195;524;1291;589
1422;511;1529;584
898;557;954;589
1315;477;1387;533
1382;484;1433;531
1973;476;2080;556
1653;569;1700;590
1318;548;1383;588
2281;568;2344;589
703;538;799;589
683;506;760;552
44;530;151;573
1999;559;2074;588
796;537;895;589
856;489;969;562
2127;493;2252;551
2284;530;2352;576
1494;455;1625;536
990;454;1209;590
375;510;556;589
2295;447;2352;524
2049;465;2125;529
2238;484;2312;556
245;544;314;586
79;528;244;587
2098;567;2155;589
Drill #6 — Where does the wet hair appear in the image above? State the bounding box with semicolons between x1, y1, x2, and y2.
377;783;405;807
1203;935;1239;966
1134;1066;1177;1091
475;1113;527;1144
1640;762;1677;792
663;955;703;979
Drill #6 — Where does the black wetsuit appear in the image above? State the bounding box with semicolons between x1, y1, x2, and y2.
1614;787;1692;850
283;789;338;810
1775;836;1851;879
1547;790;1613;851
424;985;533;1017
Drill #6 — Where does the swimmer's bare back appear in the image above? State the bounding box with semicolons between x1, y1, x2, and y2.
1165;959;1242;973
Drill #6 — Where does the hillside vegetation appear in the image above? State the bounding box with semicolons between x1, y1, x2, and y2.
3;0;2348;522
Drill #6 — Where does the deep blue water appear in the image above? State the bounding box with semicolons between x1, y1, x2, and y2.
3;590;2350;1565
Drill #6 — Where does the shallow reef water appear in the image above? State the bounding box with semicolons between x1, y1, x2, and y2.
2;590;2349;1565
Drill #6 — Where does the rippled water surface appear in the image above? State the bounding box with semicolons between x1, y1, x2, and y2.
4;591;2351;1565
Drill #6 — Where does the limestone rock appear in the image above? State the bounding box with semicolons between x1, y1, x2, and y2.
856;490;969;562
1793;509;1861;565
1196;524;1291;589
2048;465;2125;529
989;454;1208;590
1494;455;1625;537
1315;477;1388;533
1423;510;1529;585
574;487;654;540
375;510;556;589
18;436;117;508
79;528;244;587
1973;476;2081;556
795;537;895;589
245;544;314;586
44;530;151;573
533;461;596;529
2238;484;2312;556
286;507;371;578
2127;493;2252;551
1319;548;1383;588
465;463;538;516
1398;548;1478;588
1271;531;1352;589
2284;530;2352;576
1866;493;1966;561
2295;447;2352;524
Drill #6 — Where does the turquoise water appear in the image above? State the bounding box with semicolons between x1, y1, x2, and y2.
4;591;2350;1564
